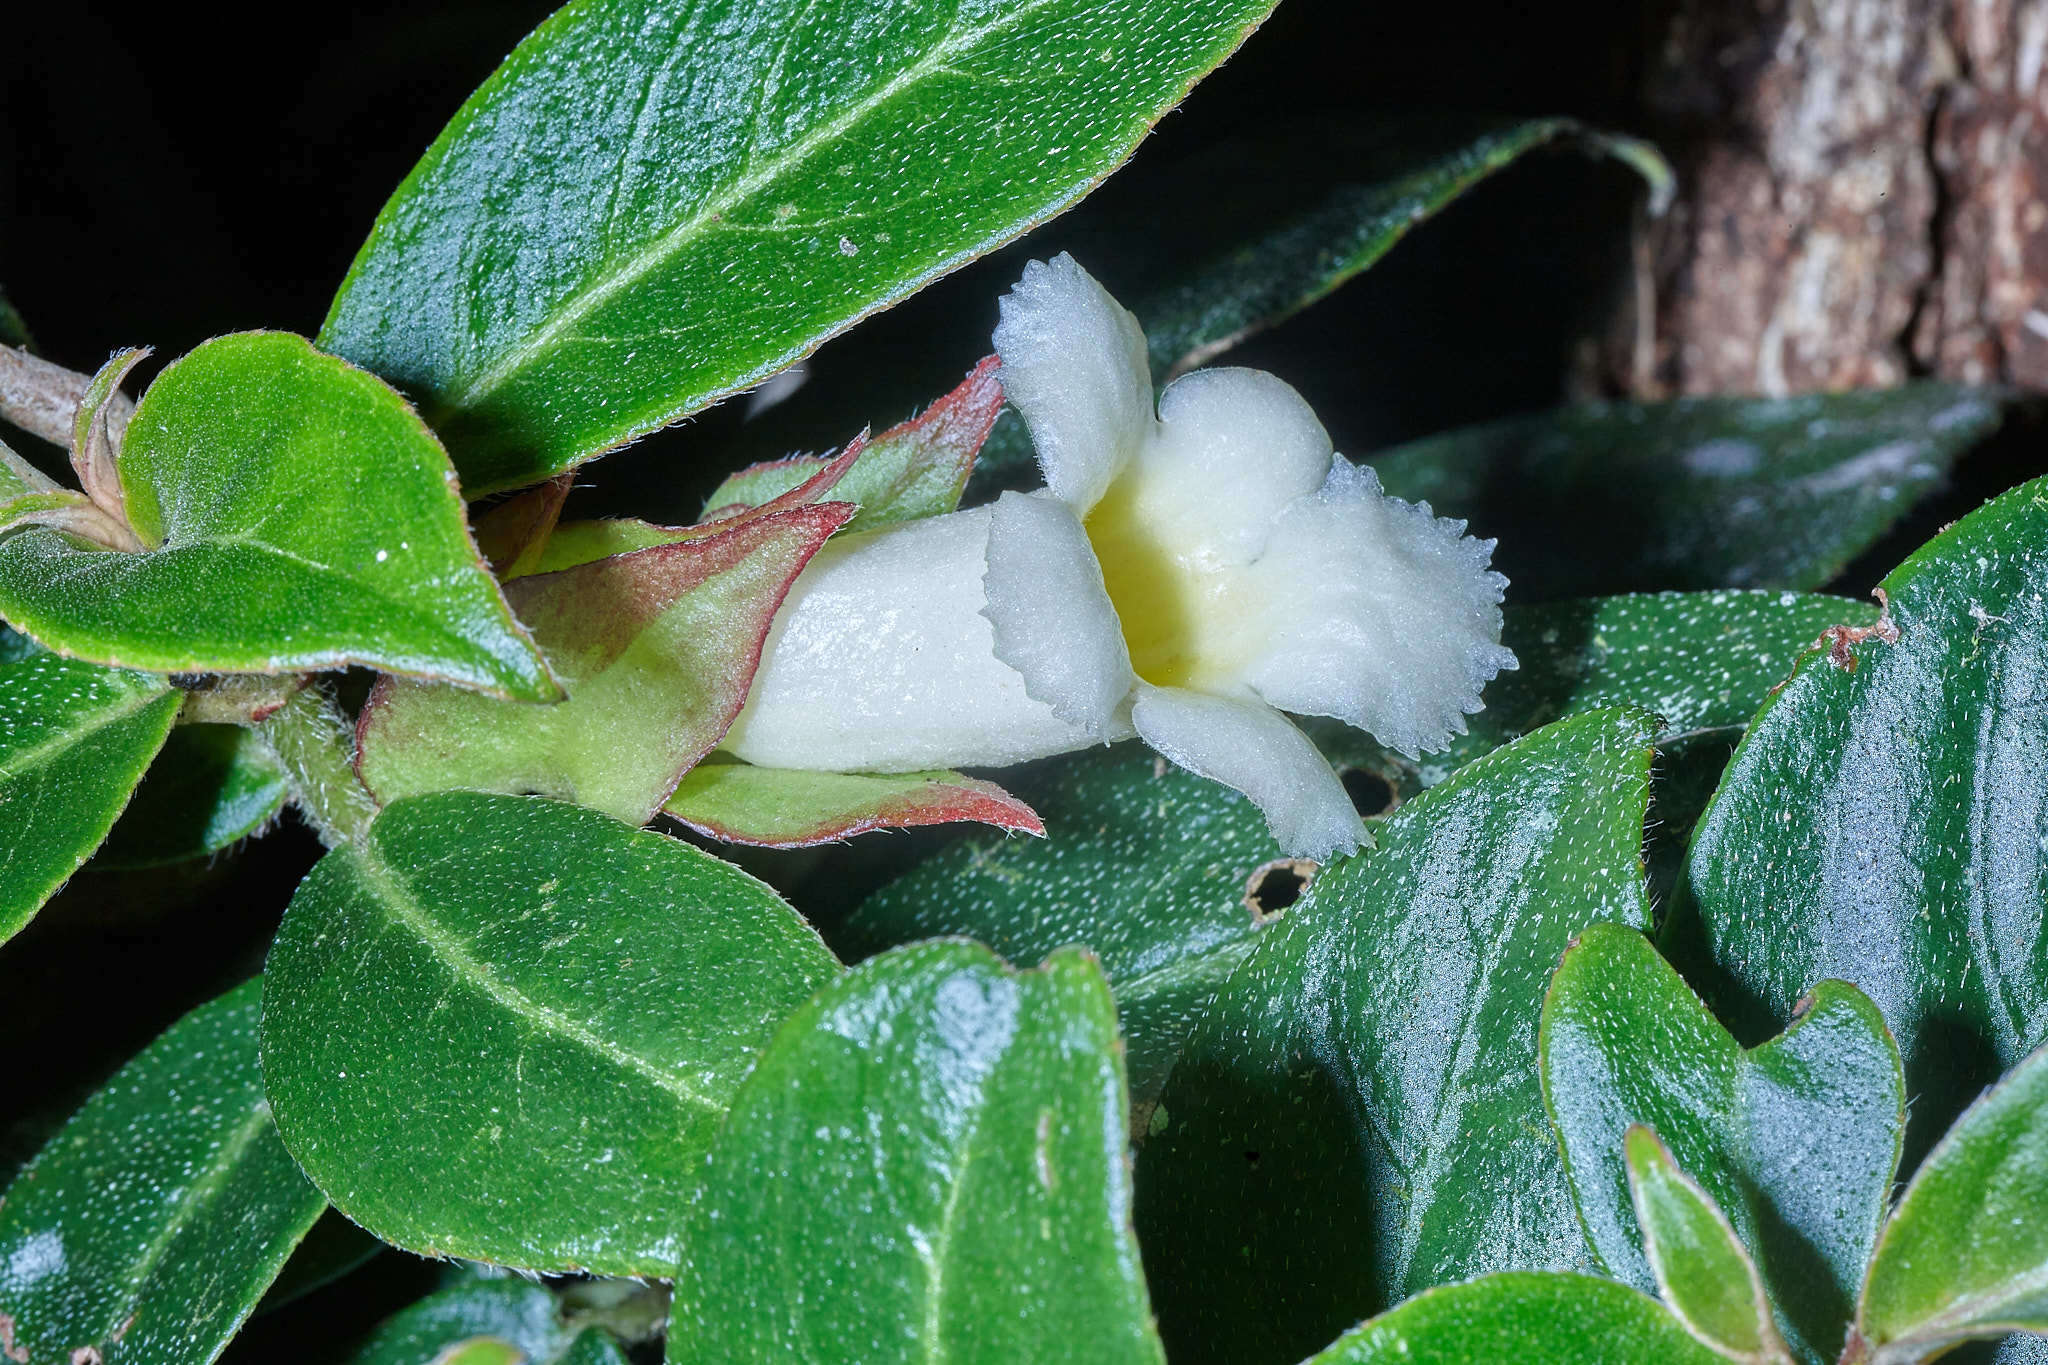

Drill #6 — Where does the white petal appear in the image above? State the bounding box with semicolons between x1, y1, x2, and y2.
1242;460;1516;759
1144;367;1334;564
723;506;1103;771
983;490;1136;740
992;253;1153;512
1131;684;1367;861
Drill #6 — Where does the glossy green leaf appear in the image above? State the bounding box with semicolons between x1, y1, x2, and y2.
0;333;557;698
1369;384;2004;598
1625;1126;1791;1364
1134;708;1659;1365
839;742;1293;1116
1542;924;1902;1365
1125;116;1667;381
255;1209;384;1314
1301;1272;1727;1365
555;1331;632;1365
669;941;1165;1365
261;791;839;1275
321;0;1279;494
0;644;178;941
357;502;847;824
665;759;1041;847
94;724;290;868
702;357;1002;532
1856;1043;2048;1361
341;1276;568;1365
0;980;327;1365
1326;590;1879;797
1671;475;2048;1143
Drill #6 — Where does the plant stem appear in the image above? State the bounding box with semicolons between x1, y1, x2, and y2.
256;686;378;849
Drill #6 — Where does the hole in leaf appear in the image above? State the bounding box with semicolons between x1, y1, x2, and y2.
1244;858;1318;922
1342;768;1399;817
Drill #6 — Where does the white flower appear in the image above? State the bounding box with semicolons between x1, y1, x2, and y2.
722;254;1516;860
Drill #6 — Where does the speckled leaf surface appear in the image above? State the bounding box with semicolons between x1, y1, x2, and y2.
1624;1126;1791;1364
1671;476;2048;1145
1328;590;1878;796
261;792;839;1275
701;358;1002;531
340;1276;569;1365
1857;1043;2048;1361
0;980;326;1365
1369;384;2003;599
668;941;1165;1365
1301;1273;1725;1365
0;644;177;941
1542;925;1901;1365
356;502;849;824
0;333;556;697
95;724;290;868
838;742;1292;1115
1134;708;1659;1365
319;0;1279;494
664;760;1041;847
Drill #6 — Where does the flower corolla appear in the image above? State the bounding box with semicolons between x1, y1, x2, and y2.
722;254;1516;859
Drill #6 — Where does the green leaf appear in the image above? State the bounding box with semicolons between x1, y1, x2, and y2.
1541;924;1902;1365
1625;1126;1792;1364
665;759;1041;847
838;742;1293;1117
0;980;327;1365
1323;590;1879;796
1124;116;1668;382
702;357;1002;532
261;791;839;1275
0;333;558;698
0;645;178;942
1670;475;2048;1145
1369;384;2004;598
320;0;1279;494
668;941;1165;1365
1856;1043;2048;1361
1300;1272;1728;1365
1134;708;1659;1365
556;1331;632;1365
255;1209;384;1314
357;502;848;824
94;724;290;869
341;1276;569;1365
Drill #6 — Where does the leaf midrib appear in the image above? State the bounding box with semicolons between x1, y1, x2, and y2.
0;677;169;782
352;843;724;1113
442;0;1065;413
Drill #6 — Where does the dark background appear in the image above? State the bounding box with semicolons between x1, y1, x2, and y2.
0;2;2009;1356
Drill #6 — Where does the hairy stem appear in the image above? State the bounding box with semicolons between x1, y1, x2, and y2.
256;685;378;848
0;344;132;450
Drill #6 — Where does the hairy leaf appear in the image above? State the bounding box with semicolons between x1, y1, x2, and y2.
321;0;1279;493
1625;1126;1791;1364
1670;475;2048;1146
95;724;290;869
0;333;557;697
1301;1272;1725;1365
840;742;1293;1116
1135;708;1659;1365
262;792;839;1275
0;980;326;1365
669;941;1164;1365
0;644;177;941
1370;384;2004;598
1542;924;1902;1365
340;1276;569;1365
1857;1043;2048;1362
